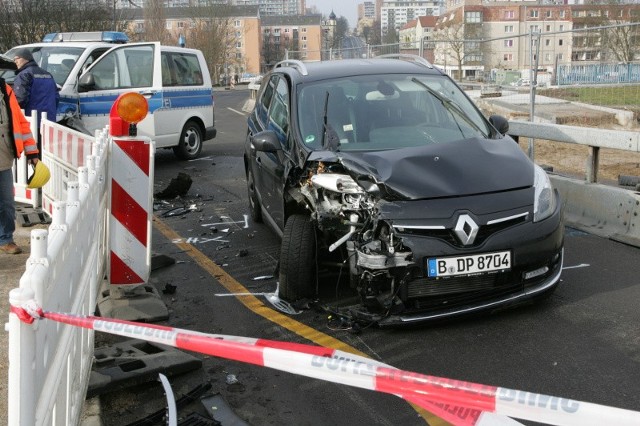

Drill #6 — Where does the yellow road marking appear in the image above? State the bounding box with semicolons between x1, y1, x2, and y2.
153;216;449;426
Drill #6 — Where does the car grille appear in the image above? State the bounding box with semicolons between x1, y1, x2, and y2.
397;215;528;248
406;272;515;298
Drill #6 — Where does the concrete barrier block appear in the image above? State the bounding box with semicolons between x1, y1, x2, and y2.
551;175;640;247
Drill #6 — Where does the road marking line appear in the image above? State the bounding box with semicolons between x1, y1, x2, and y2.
227;107;245;116
562;263;590;270
152;215;440;425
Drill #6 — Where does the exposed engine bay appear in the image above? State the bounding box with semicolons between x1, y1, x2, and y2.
292;160;415;324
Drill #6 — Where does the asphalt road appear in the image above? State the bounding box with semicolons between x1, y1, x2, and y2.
96;88;640;426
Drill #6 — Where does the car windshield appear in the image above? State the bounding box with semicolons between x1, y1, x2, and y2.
296;74;492;151
2;46;85;86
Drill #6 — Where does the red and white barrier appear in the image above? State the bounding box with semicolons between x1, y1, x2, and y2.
10;302;640;426
108;137;154;285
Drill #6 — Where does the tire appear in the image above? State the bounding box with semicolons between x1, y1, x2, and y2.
279;214;316;302
173;120;203;160
246;168;262;223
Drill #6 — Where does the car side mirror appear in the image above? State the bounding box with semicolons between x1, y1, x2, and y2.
489;115;509;135
78;72;96;93
251;131;282;152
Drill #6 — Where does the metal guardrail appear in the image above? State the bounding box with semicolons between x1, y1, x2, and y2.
508;120;640;183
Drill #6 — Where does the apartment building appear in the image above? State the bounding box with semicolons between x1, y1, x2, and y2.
381;0;443;35
260;15;323;67
125;5;262;78
424;0;640;79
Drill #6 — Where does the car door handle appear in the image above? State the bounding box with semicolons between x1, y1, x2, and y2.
140;90;156;97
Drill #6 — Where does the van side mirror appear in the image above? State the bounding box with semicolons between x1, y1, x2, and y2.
78;73;96;93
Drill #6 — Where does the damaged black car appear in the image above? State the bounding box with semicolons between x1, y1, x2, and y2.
244;55;564;327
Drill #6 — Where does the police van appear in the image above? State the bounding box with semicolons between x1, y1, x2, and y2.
3;32;216;160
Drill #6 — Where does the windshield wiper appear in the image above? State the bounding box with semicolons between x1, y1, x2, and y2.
321;90;340;151
410;78;488;138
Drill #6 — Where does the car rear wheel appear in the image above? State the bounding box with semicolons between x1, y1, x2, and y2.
173;120;203;160
279;214;316;301
247;168;262;222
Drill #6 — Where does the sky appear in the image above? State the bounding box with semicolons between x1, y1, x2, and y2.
306;0;359;28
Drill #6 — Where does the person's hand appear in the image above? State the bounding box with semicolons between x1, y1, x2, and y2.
30;158;39;166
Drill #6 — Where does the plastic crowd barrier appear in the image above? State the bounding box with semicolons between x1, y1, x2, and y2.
9;300;640;426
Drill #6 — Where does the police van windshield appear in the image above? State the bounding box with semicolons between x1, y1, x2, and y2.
2;46;85;86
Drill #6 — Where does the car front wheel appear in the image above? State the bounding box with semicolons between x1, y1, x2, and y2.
174;120;203;160
279;214;316;301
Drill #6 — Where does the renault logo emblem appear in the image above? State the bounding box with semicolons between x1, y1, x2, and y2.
454;214;479;245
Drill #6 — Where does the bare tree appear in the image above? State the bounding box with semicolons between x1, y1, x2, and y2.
143;0;168;44
0;0;124;51
181;4;236;84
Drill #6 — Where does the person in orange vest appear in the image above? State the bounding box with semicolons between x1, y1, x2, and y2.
1;54;41;255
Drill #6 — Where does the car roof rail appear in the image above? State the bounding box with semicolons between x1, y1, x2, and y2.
377;53;434;69
274;59;309;76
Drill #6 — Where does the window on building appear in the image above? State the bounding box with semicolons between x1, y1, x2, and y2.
546;10;552;18
303;43;307;49
504;39;513;47
558;53;563;60
465;11;481;23
166;22;172;29
505;25;514;33
285;28;290;33
546;25;551;32
560;10;565;18
503;54;513;61
302;27;307;33
236;53;242;59
545;53;551;61
235;20;241;27
190;21;196;28
559;24;565;31
302;36;307;41
559;39;563;46
504;10;514;19
530;25;540;33
530;10;539;18
236;42;242;48
178;22;184;28
545;39;550;46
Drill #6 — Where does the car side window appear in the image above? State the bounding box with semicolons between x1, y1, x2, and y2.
267;78;290;151
162;52;202;86
256;75;277;125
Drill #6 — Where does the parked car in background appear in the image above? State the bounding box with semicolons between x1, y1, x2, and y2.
245;55;564;327
4;32;216;160
510;78;531;87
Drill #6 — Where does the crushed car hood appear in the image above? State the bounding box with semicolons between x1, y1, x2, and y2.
307;137;534;200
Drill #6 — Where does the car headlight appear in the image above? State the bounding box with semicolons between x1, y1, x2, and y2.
533;164;556;222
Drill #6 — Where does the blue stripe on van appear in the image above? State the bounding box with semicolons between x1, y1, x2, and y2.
70;88;212;116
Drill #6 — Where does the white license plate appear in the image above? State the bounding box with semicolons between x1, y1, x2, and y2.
427;251;511;278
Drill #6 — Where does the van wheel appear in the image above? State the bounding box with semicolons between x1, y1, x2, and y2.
247;169;262;222
174;120;203;160
279;214;316;302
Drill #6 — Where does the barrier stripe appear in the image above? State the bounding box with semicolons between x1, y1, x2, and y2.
111;180;148;245
109;138;152;285
42;120;90;169
11;306;640;426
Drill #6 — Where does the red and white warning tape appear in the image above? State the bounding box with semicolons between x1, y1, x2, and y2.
10;302;640;426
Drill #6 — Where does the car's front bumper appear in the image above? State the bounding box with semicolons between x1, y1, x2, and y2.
372;189;565;326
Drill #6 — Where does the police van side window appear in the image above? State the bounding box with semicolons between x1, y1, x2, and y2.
161;52;202;86
90;45;153;90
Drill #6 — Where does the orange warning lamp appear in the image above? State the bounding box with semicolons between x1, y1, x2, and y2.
109;92;149;137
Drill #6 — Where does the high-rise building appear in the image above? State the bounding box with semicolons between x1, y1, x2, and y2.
381;0;444;35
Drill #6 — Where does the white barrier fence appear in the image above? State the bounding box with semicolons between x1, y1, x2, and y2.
8;121;110;426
